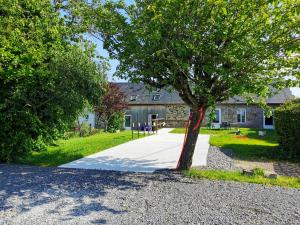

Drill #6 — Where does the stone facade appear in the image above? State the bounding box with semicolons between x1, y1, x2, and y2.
207;104;264;128
165;104;189;128
164;103;273;128
110;103;278;129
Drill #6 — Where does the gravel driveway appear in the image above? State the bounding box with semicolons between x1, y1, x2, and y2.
0;164;299;225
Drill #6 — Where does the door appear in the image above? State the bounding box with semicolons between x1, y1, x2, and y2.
148;114;158;126
263;112;274;129
124;115;132;130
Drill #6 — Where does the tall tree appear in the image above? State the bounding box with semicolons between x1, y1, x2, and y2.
0;0;106;162
95;83;128;132
86;0;299;170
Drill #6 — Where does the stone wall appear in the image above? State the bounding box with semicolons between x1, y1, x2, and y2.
212;104;264;128
96;103;277;129
165;103;267;128
165;104;190;128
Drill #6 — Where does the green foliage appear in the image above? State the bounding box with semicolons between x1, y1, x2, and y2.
252;168;265;177
207;108;217;128
88;0;299;108
274;99;300;161
85;0;299;169
186;169;300;189
94;83;128;132
107;112;125;133
79;122;91;137
0;0;106;162
78;122;99;137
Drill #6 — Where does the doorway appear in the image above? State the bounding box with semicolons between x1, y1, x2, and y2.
148;114;158;126
263;112;274;129
124;115;132;130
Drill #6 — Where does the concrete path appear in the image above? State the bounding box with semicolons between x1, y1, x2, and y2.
60;128;210;173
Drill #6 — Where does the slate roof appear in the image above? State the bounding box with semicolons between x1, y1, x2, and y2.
116;82;184;105
115;82;299;105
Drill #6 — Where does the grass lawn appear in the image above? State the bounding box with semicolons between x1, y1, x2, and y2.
171;128;278;161
17;131;143;167
186;169;300;189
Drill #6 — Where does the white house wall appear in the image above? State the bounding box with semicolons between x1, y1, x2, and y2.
78;112;96;127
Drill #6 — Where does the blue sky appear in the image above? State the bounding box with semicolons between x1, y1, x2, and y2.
91;36;122;81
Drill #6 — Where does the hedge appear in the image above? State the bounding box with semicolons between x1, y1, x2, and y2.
274;98;300;161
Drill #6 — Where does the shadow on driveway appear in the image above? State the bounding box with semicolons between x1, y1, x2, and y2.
0;164;183;224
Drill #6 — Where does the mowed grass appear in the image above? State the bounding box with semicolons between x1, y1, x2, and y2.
186;169;300;189
171;128;278;161
17;131;141;167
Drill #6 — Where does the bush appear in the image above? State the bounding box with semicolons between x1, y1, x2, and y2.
252;168;265;177
64;124;99;139
107;112;125;133
89;128;100;136
0;1;105;162
79;122;92;137
274;98;300;161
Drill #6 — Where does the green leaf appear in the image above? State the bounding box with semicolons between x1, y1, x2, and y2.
222;7;227;15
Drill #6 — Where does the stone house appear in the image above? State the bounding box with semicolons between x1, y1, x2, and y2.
115;83;300;130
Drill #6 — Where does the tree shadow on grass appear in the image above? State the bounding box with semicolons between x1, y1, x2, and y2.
17;150;85;167
246;130;278;145
221;143;279;161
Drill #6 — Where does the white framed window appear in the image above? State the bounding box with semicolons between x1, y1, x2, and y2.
213;108;221;124
237;108;246;123
152;94;161;101
130;95;137;101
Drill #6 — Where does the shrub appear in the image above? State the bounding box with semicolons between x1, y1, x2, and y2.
0;1;105;162
274;98;300;161
64;122;99;139
79;122;91;137
89;128;100;136
252;168;265;177
107;112;125;133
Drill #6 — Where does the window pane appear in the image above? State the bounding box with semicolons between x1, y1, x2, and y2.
152;95;160;101
237;109;246;123
125;116;131;127
265;116;273;125
237;113;241;122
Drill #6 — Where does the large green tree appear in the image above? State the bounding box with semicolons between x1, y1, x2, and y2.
0;0;106;162
85;0;299;170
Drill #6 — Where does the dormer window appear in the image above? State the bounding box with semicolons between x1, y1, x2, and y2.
130;95;137;101
152;94;161;101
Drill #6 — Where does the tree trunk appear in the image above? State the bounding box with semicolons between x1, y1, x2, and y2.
177;107;206;170
105;121;108;132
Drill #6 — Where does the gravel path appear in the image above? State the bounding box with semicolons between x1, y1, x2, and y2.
197;146;236;170
1;164;299;225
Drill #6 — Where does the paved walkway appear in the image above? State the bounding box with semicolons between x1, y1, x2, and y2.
60;128;210;172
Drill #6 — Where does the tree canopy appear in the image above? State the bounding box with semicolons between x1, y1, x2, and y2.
0;0;106;161
90;0;299;105
94;83;128;132
85;0;299;169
